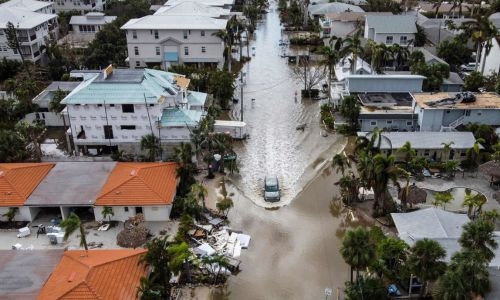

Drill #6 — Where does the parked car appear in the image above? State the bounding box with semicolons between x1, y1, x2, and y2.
460;62;477;72
264;176;280;202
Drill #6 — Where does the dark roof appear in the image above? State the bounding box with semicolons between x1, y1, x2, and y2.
0;250;64;299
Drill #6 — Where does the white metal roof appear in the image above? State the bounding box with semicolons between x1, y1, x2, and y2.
121;15;228;30
164;0;234;7
154;1;231;17
0;0;52;12
366;15;417;34
357;131;479;150
0;7;56;29
215;120;246;127
70;14;117;26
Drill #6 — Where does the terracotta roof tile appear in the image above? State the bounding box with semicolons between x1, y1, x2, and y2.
37;249;148;300
0;163;55;206
95;162;178;206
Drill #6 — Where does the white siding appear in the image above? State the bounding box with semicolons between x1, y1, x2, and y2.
94;205;171;221
143;206;171;221
0;206;33;222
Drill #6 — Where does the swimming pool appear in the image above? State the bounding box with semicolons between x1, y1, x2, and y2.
424;187;487;213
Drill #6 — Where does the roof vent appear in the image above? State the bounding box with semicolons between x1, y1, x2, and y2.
67;272;76;282
115;191;121;195
0;171;4;177
130;170;137;176
5;192;11;195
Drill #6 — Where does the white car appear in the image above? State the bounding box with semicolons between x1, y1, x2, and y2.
460;62;477;72
264;176;280;202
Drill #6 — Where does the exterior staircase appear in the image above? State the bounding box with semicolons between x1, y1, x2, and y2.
440;115;465;132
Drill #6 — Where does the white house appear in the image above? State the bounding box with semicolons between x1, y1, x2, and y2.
364;15;416;46
413;92;500;132
62;67;207;157
57;12;116;48
94;162;178;222
154;1;231;18
0;0;58;62
121;9;228;69
357;131;480;161
47;0;107;14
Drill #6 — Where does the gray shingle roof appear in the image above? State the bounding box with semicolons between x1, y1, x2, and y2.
366;15;417;34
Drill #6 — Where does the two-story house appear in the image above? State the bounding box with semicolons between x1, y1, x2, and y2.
58;12;116;48
42;0;107;14
413;92;500;131
121;13;228;69
0;0;58;62
62;66;207;157
364;15;416;46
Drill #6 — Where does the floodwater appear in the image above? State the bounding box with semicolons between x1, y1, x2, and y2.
424;187;487;212
230;2;338;209
220;2;351;299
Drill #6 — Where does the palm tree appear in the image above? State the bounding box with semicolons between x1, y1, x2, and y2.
466;138;484;174
390;43;410;70
407;238;447;299
202;254;231;284
332;153;351;176
101;206;114;223
441;141;454;161
376;236;409;280
2;207;19;222
355;127;383;157
216;196;234;217
174;142;196;195
340;227;375;283
459;218;498;262
168;242;192;283
140;236;172;296
140;134;160;162
60;212;88;251
335;173;359;205
433;191;453;210
341;29;364;74
318;36;344;105
397;141;416;166
15;120;45;162
136;276;163;300
213;29;232;72
190;182;208;210
372;154;400;215
462;191;486;219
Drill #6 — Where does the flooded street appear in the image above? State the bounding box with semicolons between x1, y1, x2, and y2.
220;2;351;299
231;2;340;208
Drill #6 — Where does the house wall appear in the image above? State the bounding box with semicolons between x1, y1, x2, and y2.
480;38;500;76
392;148;468;161
347;77;424;93
124;28;224;69
0;207;33;222
359;118;415;132
24;111;69;127
417;108;444;131
94;205;171;221
0;14;58;63
418;106;500;131
373;33;415;46
29;207;41;221
50;0;106;13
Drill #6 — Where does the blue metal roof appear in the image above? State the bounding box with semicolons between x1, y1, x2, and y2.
61;69;182;105
187;91;207;106
160;108;203;127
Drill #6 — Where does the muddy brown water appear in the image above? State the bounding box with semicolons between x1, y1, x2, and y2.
217;2;354;299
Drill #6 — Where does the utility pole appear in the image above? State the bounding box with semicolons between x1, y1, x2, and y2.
240;71;244;122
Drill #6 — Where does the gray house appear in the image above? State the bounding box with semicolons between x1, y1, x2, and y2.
364;15;416;46
413;92;500;131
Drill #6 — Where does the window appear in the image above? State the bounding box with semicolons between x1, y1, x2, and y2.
103;125;114;139
370;121;377;126
154;30;158;39
386;120;393;124
201;46;206;53
201;30;205;36
424;149;430;156
97;104;103;107
134;46;139;55
135;61;140;67
477;112;482;116
110;104;115;107
124;207;129;212
184;47;189;55
122;104;134;113
386;36;393;44
149;104;154;107
400;36;408;44
121;125;136;130
465;110;471;116
156;46;160;55
183;30;188;39
132;30;137;39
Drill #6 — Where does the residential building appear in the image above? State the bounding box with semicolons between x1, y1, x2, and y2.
27;81;79;127
154;1;231;18
94;162;178;222
160;0;235;9
0;250;64;299
0;163;55;222
43;0;107;14
319;12;392;39
308;2;364;19
357;131;479;161
0;0;58;62
413;92;500;131
357;93;417;132
121;13;227;69
1;161;179;222
57;12;116;48
38;249;148;300
364;15;416;46
62;67;206;157
346;74;425;93
334;55;373;81
385;70;463;93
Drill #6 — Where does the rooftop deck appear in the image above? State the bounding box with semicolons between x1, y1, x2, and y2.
413;92;500;109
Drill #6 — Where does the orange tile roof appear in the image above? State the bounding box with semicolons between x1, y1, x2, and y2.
0;163;55;206
95;162;178;206
37;249;148;300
